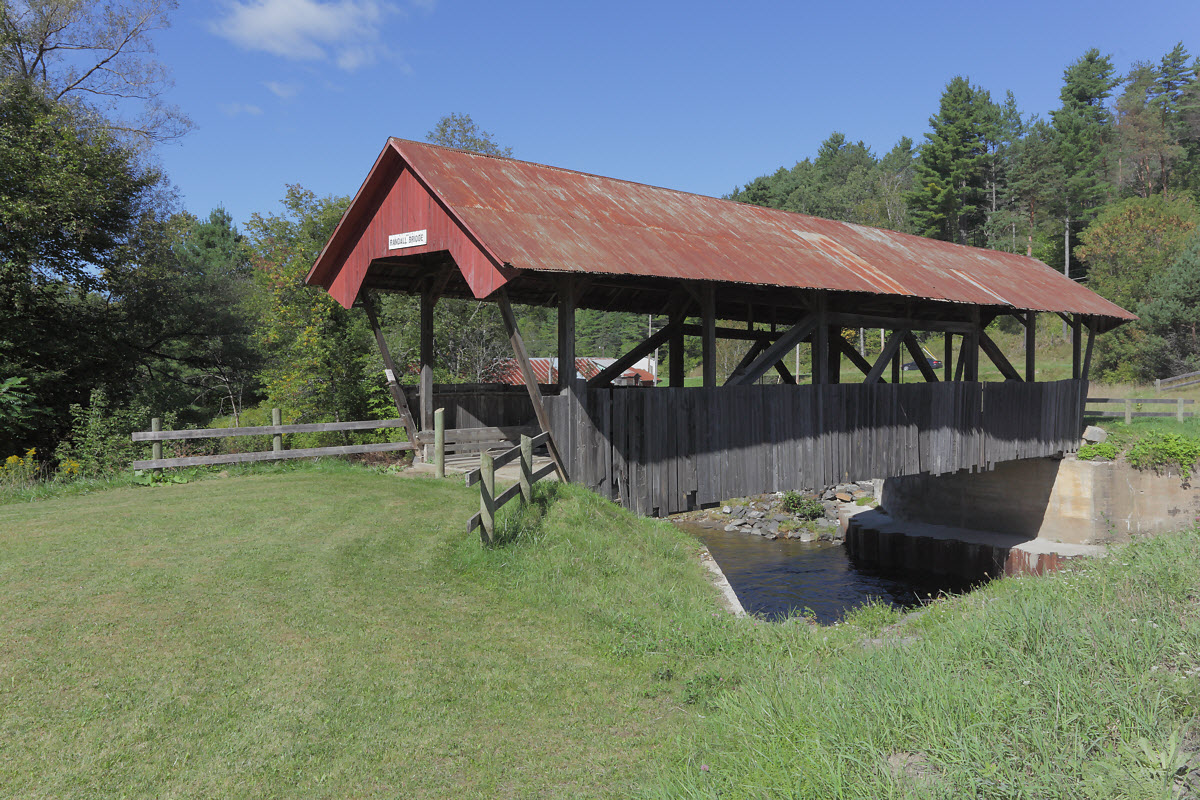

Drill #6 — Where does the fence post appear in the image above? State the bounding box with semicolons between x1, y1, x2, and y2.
1156;378;1162;393
1124;398;1132;425
1179;398;1185;423
480;451;495;545
272;408;282;454
434;408;445;479
520;434;533;504
151;417;162;475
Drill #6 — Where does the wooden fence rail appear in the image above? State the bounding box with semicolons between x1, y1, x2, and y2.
464;431;555;544
1085;397;1196;423
131;410;412;470
1156;371;1200;392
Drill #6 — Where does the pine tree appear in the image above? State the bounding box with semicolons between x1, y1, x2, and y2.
908;76;999;245
1050;49;1118;281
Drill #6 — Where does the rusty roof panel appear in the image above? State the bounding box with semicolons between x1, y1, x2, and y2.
310;139;1134;326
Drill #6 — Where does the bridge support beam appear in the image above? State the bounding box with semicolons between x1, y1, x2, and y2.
1025;312;1037;381
865;329;909;384
557;277;578;389
727;313;819;386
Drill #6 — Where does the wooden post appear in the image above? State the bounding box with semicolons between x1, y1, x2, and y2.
1179;398;1186;423
827;329;841;384
1071;314;1082;380
434;407;445;479
668;309;684;387
420;291;436;432
943;333;953;381
967;308;981;382
361;292;420;451
272;408;282;454
1025;311;1037;382
1124;399;1132;425
497;290;568;481
557;278;576;389
151;417;162;475
812;296;828;385
891;349;901;384
480;451;495;544
520;434;533;504
1081;317;1097;383
701;282;716;388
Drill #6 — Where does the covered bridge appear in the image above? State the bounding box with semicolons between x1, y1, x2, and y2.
307;139;1135;516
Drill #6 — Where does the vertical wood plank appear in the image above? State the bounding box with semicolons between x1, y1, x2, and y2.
520;433;532;503
701;284;717;388
480;451;495;545
420;291;436;432
434;407;445;478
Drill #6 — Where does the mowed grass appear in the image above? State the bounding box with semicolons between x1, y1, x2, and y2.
0;464;728;798
4;463;1200;798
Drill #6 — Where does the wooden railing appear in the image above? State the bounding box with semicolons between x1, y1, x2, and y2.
1085;397;1196;423
464;431;556;544
1156;371;1200;392
132;410;412;470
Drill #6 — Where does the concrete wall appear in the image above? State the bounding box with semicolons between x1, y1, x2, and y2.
881;456;1200;545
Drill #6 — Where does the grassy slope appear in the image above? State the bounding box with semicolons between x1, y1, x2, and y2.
3;465;1200;798
0;465;724;798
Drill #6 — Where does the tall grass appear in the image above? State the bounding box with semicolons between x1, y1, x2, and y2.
649;530;1200;799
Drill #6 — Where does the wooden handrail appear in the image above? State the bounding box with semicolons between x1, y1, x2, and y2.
466;432;554;544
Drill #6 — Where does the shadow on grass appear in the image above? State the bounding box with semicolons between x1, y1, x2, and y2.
490;480;568;548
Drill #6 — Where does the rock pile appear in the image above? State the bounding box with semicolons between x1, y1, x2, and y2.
674;481;877;543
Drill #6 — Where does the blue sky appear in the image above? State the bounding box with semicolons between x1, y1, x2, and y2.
152;0;1200;228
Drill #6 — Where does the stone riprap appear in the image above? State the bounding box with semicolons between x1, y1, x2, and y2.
672;482;877;542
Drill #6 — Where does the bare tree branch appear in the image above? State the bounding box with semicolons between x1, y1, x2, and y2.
0;0;191;146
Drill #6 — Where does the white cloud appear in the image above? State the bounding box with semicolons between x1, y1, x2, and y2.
212;0;404;71
220;102;264;115
264;80;300;98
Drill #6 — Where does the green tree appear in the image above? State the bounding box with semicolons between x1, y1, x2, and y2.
1075;194;1200;310
1049;49;1118;280
0;0;190;145
245;186;378;422
426;112;512;157
106;207;264;424
908;76;1000;245
0;78;159;454
1138;234;1200;376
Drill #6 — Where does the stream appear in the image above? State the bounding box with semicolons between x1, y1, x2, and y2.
679;522;980;624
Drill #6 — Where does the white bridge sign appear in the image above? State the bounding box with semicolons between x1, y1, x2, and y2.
388;229;428;250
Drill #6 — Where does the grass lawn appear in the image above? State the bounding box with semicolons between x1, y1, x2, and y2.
3;463;1200;798
0;464;725;798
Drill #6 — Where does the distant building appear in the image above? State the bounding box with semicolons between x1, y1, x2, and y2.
486;357;656;387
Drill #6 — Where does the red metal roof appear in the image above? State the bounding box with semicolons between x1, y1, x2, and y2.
486;357;656;386
308;139;1134;326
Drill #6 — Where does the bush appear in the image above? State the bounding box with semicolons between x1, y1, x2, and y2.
54;389;154;478
1077;442;1118;461
1125;432;1200;477
782;490;824;519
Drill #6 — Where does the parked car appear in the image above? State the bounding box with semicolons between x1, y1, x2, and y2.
901;357;943;371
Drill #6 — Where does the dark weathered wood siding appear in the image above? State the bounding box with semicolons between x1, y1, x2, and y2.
546;379;1085;517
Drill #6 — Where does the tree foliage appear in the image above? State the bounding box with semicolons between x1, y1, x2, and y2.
244;185;379;422
1075;194;1200;310
908;76;999;245
426;112;512;157
0;0;190;145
